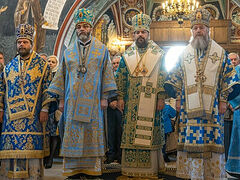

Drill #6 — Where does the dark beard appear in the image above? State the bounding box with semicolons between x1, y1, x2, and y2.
18;48;31;57
191;35;209;50
136;37;148;48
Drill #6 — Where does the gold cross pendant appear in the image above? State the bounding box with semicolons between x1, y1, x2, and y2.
194;69;206;82
141;65;148;76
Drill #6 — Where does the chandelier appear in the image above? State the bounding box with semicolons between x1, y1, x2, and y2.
162;0;200;24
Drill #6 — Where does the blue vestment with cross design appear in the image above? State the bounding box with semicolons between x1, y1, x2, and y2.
164;40;240;155
226;65;240;175
164;39;240;179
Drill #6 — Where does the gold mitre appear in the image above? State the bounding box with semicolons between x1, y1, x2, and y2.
190;8;211;28
16;24;34;42
132;13;152;32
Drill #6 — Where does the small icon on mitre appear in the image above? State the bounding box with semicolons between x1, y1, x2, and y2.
196;11;202;20
79;12;83;18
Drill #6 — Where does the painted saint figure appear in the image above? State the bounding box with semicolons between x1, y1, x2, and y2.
14;0;46;52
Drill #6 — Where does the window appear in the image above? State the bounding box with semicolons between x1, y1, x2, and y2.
165;46;186;72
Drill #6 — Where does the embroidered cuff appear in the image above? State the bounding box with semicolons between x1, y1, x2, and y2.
41;108;49;112
41;104;49;112
219;99;228;103
220;91;228;102
108;95;118;103
117;91;124;100
102;92;108;100
176;95;181;101
117;96;123;101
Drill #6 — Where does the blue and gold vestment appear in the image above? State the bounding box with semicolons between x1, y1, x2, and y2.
164;40;240;179
47;37;117;176
226;65;240;176
0;51;53;178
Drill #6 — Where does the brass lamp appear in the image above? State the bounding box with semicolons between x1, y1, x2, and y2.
162;0;200;24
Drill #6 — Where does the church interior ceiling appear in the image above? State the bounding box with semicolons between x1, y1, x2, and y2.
93;0;240;53
0;0;239;61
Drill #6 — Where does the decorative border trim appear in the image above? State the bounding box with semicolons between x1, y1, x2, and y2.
122;8;141;28
230;4;240;27
202;4;220;20
152;5;162;21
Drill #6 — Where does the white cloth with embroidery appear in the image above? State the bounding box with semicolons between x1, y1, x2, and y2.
182;40;224;119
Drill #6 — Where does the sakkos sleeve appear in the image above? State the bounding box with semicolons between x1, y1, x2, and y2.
115;56;129;101
101;49;117;99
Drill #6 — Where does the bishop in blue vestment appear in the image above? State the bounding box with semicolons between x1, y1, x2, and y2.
164;9;240;180
0;24;54;179
226;53;240;178
47;8;117;178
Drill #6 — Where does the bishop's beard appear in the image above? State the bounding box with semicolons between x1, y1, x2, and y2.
190;34;210;50
136;36;148;48
77;32;91;42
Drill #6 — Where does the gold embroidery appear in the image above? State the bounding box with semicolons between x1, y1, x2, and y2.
196;11;202;20
194;69;207;82
28;66;42;81
2;132;43;135
92;49;101;57
31;62;48;117
187;85;197;94
185;53;195;64
68;51;76;59
141;82;155;98
7;71;18;82
209;52;220;64
133;50;148;76
4;52;48;121
0;150;45;159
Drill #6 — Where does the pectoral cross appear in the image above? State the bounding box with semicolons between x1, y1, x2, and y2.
209;52;219;64
141;65;148;76
19;71;26;86
184;54;194;64
135;65;141;76
77;65;87;78
194;69;206;83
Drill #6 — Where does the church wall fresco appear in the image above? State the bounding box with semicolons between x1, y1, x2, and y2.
230;2;240;43
0;0;75;62
119;0;146;40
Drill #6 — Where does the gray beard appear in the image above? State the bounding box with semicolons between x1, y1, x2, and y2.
78;33;90;42
190;35;210;50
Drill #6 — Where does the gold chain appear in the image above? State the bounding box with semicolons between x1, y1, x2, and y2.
133;49;148;76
